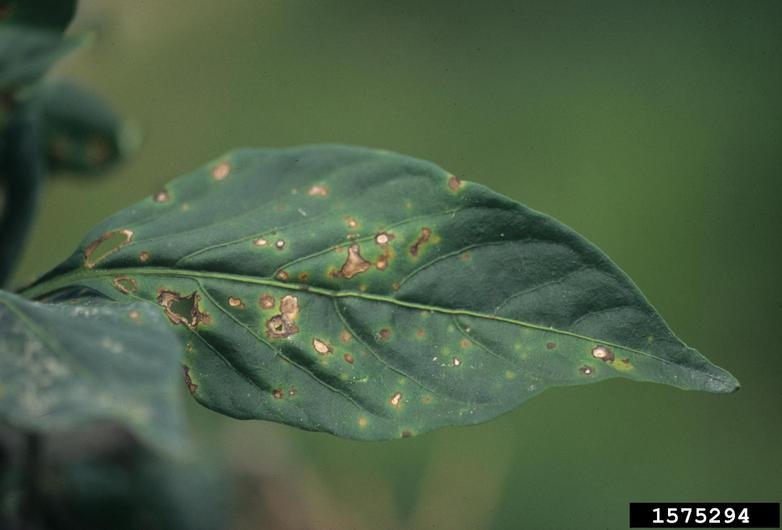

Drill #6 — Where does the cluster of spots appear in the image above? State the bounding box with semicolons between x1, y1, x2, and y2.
265;295;300;339
312;338;332;355
211;161;231;181
389;391;403;408
272;386;298;400
153;189;170;203
139;251;151;263
228;296;245;309
337;244;371;278
183;366;197;394
83;229;134;268
157;290;211;330
374;232;396;271
409;227;431;257
112;275;138;295
447;175;463;192
308;184;328;197
579;365;594;376
591;345;615;363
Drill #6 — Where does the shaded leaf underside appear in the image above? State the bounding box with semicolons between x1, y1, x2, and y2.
22;145;738;440
0;290;184;451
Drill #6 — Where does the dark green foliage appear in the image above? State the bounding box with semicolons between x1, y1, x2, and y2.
0;0;77;31
0;290;185;452
22;145;739;440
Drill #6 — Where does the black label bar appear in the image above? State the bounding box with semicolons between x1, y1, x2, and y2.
630;503;780;528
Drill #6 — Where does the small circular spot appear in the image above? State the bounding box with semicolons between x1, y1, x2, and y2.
376;257;388;270
591;346;615;362
340;330;352;342
579;365;594;376
378;328;391;340
375;233;390;245
128;310;141;321
139;251;151;263
459;338;471;349
346;217;358;228
312;338;331;355
358;416;368;428
254;238;268;247
228;296;244;308
272;388;283;399
452;357;462;367
275;239;285;250
211;162;231;181
546;342;556;350
153;189;170;203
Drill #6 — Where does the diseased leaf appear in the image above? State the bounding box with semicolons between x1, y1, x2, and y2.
0;289;185;451
38;79;140;175
21;145;739;440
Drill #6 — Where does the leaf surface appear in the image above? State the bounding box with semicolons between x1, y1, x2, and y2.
0;289;185;451
22;145;739;439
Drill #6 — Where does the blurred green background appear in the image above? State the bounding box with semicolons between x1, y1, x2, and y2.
15;1;782;528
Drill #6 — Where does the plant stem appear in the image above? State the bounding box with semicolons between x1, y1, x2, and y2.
0;107;43;288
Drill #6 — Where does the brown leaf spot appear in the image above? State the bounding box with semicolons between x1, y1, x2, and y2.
308;184;328;197
153;189;170;203
621;357;631;364
378;328;391;341
409;227;432;257
460;252;471;262
415;328;426;339
157;290;211;330
579;365;594;376
298;272;310;282
392;282;400;291
340;329;352;343
272;388;284;399
345;217;358;228
375;232;394;246
280;295;299;321
112;275;138;295
338;244;371;278
259;294;275;309
228;296;245;309
83;229;134;268
459;338;471;349
390;391;403;408
254;238;268;247
183;366;197;394
139;251;151;263
211;161;231;180
312;338;332;355
376;256;388;270
448;175;463;191
343;353;354;364
546;342;557;350
591;345;615;363
276;271;289;281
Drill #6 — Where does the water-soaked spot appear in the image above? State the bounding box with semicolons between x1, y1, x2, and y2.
459;338;471;349
153;189;170;203
343;353;354;364
308;184;328;197
448;175;463;191
228;296;245;309
157;290;211;329
390;391;403;408
276;271;289;281
579;365;594;376
358;417;368;428
401;430;412;438
546;342;557;350
375;232;394;246
338;244;371;278
378;328;391;341
409;227;432;257
259;294;275;309
312;338;332;355
591;346;615;363
183;366;197;394
112;275;138;294
254;238;268;247
275;239;286;250
139;251;151;263
211;161;231;180
340;329;352;343
265;295;300;339
84;229;134;268
452;357;462;367
272;388;283;399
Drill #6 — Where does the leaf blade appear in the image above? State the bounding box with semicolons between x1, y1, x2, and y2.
21;145;739;439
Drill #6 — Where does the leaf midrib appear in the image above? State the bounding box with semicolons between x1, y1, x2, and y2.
19;265;726;384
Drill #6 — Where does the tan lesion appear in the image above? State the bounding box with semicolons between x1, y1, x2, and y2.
265;295;300;339
156;290;211;330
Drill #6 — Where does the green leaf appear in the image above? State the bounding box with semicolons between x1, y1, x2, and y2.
38;79;140;176
21;145;739;440
0;0;77;32
0;289;186;452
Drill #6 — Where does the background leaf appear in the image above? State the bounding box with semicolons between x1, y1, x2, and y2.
0;289;186;452
0;0;77;32
22;145;738;440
